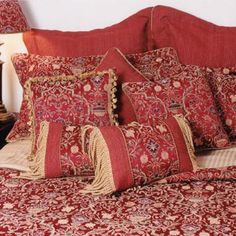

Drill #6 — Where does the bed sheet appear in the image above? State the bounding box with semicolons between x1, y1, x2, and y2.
0;165;235;235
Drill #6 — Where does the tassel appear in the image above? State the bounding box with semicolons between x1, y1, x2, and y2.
19;121;49;180
174;115;198;171
81;127;115;195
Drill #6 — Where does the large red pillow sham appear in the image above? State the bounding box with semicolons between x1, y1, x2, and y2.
82;115;197;195
23;7;152;57
206;67;236;141
123;64;229;151
150;5;236;67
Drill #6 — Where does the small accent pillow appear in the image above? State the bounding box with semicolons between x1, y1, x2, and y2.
150;5;236;67
21;121;94;179
7;53;102;142
206;67;236;141
82;115;197;195
25;70;118;155
23;7;152;57
97;47;179;124
123;64;229;151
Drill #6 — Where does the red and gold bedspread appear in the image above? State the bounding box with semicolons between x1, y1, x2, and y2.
0;166;236;235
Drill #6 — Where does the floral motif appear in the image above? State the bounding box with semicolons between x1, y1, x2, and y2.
206;67;236;141
0;0;30;33
123;63;229;151
0;166;235;234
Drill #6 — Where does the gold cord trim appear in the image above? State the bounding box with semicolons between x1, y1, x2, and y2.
81;127;116;195
174;115;198;171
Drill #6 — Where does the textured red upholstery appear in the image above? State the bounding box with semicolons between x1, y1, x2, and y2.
23;7;152;57
150;5;236;67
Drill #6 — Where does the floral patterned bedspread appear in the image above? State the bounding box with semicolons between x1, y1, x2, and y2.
0;166;236;235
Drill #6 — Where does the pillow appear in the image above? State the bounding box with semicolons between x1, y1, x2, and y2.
25;70;118;155
123;63;229;151
96;47;147;124
206;67;236;141
7;53;102;142
150;5;236;67
23;7;152;57
81;115;197;195
7;47;179;141
21;121;94;179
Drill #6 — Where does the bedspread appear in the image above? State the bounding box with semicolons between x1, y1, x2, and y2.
0;166;236;235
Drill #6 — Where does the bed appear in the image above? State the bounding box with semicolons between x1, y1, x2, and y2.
1;2;236;235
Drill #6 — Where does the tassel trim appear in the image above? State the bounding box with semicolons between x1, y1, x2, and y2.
19;121;49;180
81;127;115;195
174;115;198;171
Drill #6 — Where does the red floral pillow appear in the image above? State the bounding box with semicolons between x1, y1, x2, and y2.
21;121;94;179
206;67;236;141
123;64;229;151
25;70;117;156
82;115;197;195
7;53;102;142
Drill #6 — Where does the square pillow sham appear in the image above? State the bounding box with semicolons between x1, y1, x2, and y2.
123;63;229;151
8;47;179;142
81;115;197;195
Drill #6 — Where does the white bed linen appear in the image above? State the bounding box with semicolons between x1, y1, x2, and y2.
197;146;236;168
0;140;31;172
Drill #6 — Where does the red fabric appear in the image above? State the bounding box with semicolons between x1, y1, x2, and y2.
90;116;196;193
0;166;236;234
45;122;63;178
100;126;133;191
96;47;147;124
206;67;236;141
123;63;229;151
39;122;94;178
23;8;152;57
150;5;236;67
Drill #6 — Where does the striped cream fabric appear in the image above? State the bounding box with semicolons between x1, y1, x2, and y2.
197;146;236;169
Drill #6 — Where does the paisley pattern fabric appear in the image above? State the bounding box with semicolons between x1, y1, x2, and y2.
123;63;229;151
206;67;236;141
82;116;197;195
8;47;178;142
0;0;30;33
0;166;235;235
23;122;94;179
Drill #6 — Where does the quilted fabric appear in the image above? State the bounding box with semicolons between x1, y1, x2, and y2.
23;7;152;57
82;115;197;195
0;166;236;235
23;121;94;179
150;5;236;67
8;47;179;142
206;67;236;141
123;63;229;151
